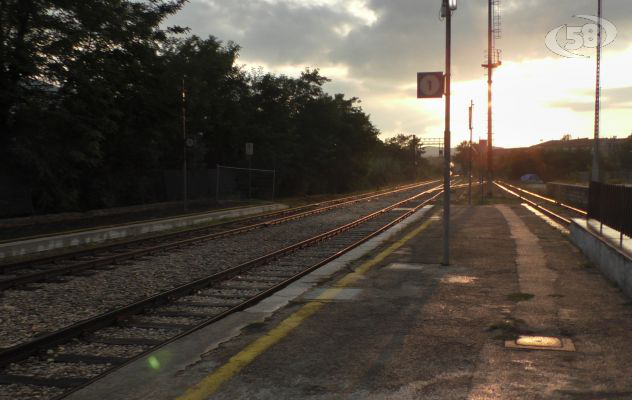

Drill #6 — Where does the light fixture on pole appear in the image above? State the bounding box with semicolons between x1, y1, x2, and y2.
441;0;457;17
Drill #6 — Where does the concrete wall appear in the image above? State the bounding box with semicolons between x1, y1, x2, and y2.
570;219;632;299
547;182;588;209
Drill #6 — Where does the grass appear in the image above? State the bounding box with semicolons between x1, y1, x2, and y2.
487;321;520;341
506;292;535;302
581;261;594;269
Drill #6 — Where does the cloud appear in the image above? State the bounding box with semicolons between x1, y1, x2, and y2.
165;0;632;144
167;0;632;83
604;86;632;108
167;0;374;65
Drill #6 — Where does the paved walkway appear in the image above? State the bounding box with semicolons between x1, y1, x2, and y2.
77;204;632;399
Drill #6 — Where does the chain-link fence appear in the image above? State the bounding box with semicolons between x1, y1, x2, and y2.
216;165;275;203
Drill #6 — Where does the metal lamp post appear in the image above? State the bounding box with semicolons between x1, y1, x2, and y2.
417;1;455;266
441;0;455;266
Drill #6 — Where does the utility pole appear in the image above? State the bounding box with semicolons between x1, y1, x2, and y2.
592;0;602;182
442;0;454;266
182;76;188;211
468;100;474;205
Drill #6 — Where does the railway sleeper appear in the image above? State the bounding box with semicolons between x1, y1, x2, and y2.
172;300;237;308
246;271;297;278
120;321;196;331
149;310;221;319
234;275;287;283
199;290;259;299
49;353;129;366
218;281;273;290
87;337;164;347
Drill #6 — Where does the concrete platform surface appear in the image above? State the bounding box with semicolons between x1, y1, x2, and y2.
70;204;632;399
0;203;287;259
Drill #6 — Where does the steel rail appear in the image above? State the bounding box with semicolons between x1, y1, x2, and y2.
0;181;439;289
0;180;433;272
494;181;571;225
54;189;446;399
497;180;587;216
0;180;428;247
0;184;444;369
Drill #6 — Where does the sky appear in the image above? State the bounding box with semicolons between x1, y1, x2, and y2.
166;0;632;148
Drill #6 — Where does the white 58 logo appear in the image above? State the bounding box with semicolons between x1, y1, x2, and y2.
545;15;617;58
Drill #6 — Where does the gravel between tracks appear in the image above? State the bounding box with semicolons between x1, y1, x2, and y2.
51;342;147;359
0;188;424;348
0;383;63;400
5;358;109;379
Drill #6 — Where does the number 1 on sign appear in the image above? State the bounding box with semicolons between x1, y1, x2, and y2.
417;72;444;99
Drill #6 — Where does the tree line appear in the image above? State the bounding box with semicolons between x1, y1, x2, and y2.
1;1;434;215
453;134;632;183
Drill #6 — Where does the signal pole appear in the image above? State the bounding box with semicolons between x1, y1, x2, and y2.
592;0;602;182
482;0;501;196
468;100;473;205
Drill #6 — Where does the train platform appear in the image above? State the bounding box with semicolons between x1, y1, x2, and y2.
66;203;632;399
0;203;287;260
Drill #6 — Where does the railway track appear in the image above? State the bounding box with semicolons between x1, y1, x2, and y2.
0;182;453;400
494;181;587;225
0;181;438;291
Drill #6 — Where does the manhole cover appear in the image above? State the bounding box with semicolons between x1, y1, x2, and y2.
517;336;562;347
441;275;478;284
505;335;575;352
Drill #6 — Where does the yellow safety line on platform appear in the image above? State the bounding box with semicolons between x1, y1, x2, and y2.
176;214;437;400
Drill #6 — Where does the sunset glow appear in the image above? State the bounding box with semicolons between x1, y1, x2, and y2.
167;0;632;149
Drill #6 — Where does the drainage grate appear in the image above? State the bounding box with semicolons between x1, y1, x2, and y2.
505;335;576;352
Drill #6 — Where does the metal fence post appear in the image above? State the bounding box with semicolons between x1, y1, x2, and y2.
621;188;625;248
272;169;276;202
216;165;220;203
599;183;604;235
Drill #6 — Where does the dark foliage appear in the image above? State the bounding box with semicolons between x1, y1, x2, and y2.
1;1;433;214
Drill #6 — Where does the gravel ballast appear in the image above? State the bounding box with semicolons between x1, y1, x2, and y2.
0;187;427;348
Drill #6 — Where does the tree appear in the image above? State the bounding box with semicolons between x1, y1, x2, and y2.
0;0;186;211
0;2;438;215
453;141;472;176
